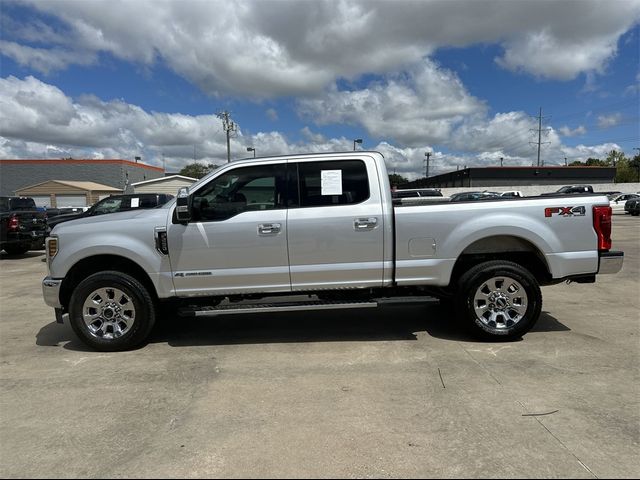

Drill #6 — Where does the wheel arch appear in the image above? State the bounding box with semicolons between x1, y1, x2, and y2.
60;254;157;309
450;235;552;287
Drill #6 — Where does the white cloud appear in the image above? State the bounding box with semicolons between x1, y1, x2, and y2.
266;108;278;121
597;113;623;128
298;59;486;146
495;28;620;80
0;40;96;74
559;125;587;137
0;75;629;177
4;0;638;97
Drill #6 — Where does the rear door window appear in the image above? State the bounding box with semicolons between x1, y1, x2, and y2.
295;160;369;208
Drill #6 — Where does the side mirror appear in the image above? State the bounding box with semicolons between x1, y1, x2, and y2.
176;187;191;223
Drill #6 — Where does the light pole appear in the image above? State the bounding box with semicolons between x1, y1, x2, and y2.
353;138;362;151
500;157;504;167
424;152;431;178
247;147;256;158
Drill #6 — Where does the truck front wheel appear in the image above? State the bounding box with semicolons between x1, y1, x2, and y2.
456;260;542;341
68;271;156;351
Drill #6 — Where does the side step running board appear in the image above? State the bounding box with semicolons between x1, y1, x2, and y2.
177;296;439;318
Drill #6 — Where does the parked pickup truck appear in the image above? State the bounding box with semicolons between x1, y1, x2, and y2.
1;196;47;255
42;152;623;351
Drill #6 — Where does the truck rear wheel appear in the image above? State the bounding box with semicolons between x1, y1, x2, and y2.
455;260;542;341
68;271;156;351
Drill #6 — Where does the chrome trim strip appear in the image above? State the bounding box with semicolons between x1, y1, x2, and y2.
192;302;377;317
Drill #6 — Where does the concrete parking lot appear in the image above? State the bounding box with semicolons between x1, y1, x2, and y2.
1;215;638;478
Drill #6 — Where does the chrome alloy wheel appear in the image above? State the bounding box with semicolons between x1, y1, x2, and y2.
472;276;528;329
82;287;136;339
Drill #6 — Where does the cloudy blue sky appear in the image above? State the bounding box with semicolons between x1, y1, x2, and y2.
1;0;639;178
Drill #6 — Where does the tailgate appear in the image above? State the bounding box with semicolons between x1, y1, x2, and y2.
14;211;48;235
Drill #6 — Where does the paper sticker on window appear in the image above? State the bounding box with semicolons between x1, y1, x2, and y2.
130;197;140;208
321;170;342;195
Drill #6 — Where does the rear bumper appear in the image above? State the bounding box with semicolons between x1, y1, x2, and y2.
598;251;624;274
3;230;44;245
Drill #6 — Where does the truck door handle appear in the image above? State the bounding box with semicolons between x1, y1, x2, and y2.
258;223;281;235
354;217;378;230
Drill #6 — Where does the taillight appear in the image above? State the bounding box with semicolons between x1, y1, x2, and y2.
593;206;612;251
8;215;19;231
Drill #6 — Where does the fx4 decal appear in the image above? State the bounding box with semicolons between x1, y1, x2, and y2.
545;206;586;218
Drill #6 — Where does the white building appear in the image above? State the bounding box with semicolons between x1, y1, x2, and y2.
132;175;197;196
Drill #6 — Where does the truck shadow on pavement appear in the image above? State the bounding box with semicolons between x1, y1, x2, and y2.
36;304;570;351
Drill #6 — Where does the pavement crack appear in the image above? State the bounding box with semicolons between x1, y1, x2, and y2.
517;401;598;479
457;343;502;385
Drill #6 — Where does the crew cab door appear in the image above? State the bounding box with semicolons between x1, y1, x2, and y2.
167;162;291;296
287;158;385;290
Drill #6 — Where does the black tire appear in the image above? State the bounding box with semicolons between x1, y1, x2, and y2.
68;271;156;351
454;260;542;341
3;244;30;255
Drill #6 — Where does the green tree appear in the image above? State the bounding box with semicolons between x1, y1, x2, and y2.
606;150;625;167
389;173;409;187
605;150;639;183
179;162;218;179
585;157;609;166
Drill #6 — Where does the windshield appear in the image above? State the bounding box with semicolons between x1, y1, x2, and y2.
92;197;123;215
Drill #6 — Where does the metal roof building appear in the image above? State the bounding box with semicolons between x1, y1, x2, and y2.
0;159;164;197
403;166;617;188
15;180;121;208
132;175;196;196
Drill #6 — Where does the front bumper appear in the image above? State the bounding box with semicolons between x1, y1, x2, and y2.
42;276;63;308
598;251;624;274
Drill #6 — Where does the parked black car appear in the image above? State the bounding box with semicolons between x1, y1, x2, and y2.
0;196;47;254
625;198;640;216
47;193;174;231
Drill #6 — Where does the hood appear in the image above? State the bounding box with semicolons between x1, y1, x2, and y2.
51;207;169;235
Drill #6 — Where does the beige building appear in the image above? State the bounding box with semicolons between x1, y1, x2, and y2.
16;180;121;208
132;175;196;195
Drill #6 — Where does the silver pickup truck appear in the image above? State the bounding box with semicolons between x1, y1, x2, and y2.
42;151;623;351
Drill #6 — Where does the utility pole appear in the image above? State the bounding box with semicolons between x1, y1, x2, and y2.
217;111;237;163
530;107;551;167
424;152;431;178
162;152;166;172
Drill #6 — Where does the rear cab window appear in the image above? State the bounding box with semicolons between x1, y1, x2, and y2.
291;160;370;208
